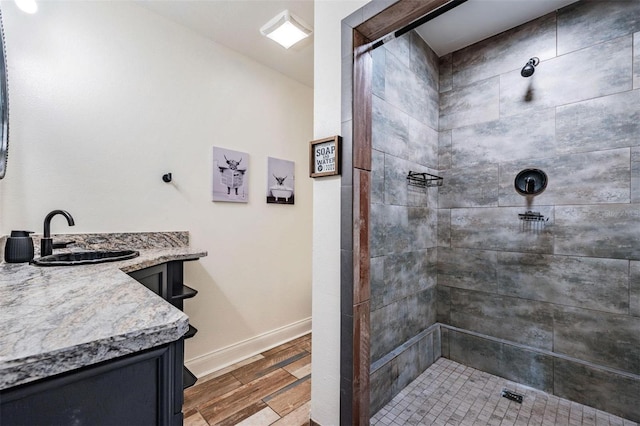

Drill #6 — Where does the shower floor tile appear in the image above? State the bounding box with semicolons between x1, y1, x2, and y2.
371;358;638;426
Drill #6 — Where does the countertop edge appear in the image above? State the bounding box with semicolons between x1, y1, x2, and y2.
0;315;189;391
0;248;206;390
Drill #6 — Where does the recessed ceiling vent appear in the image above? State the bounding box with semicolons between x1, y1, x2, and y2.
260;10;312;49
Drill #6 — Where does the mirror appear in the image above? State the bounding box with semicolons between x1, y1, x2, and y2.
0;9;8;179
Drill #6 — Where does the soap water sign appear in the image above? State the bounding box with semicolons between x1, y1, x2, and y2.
315;142;336;173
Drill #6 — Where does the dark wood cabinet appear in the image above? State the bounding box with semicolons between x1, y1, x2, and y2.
0;260;199;425
129;260;198;389
1;341;185;426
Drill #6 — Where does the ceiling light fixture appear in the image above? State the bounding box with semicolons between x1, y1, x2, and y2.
260;10;312;49
14;0;38;14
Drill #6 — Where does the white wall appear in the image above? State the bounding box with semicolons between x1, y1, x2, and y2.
312;1;368;424
1;1;313;374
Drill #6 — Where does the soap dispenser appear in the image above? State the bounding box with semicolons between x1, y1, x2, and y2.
4;230;35;263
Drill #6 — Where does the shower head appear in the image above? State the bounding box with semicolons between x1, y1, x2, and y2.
521;57;540;77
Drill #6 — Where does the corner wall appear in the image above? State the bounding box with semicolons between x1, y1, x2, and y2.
1;1;313;376
436;2;640;421
369;31;440;414
311;1;368;424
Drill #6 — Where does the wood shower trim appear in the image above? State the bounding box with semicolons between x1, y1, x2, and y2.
351;28;372;426
348;0;451;423
355;0;451;41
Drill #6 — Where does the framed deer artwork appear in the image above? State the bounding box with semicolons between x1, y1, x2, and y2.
267;157;295;205
212;146;249;203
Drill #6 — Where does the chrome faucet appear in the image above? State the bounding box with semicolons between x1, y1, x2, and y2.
41;210;75;257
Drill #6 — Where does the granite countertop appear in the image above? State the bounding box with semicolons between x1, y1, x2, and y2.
0;234;206;391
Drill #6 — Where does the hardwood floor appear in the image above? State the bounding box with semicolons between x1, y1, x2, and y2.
184;334;311;426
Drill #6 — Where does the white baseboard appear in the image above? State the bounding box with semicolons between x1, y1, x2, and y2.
185;317;312;378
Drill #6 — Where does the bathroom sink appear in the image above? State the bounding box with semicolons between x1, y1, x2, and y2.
32;250;140;266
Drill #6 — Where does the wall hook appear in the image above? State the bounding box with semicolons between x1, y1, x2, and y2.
162;173;172;183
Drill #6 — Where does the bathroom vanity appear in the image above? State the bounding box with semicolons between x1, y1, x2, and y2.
0;234;206;425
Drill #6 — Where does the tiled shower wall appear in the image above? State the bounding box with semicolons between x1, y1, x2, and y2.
369;32;441;414
436;1;640;421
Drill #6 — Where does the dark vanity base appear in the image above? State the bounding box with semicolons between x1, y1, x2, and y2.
1;340;184;426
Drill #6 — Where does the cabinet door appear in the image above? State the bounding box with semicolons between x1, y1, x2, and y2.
0;343;183;426
128;263;168;298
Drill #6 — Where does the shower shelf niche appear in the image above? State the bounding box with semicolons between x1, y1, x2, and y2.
407;171;443;188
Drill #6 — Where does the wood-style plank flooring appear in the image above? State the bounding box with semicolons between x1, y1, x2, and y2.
184;334;311;426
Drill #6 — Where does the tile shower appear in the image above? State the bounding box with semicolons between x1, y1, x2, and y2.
366;0;640;422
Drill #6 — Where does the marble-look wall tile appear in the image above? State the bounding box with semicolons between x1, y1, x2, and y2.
393;342;422;398
370;256;385;311
439;77;500;131
409;287;437;339
370;329;439;416
500;344;554;393
371;204;437;257
438;130;452;170
370;24;440;384
451;109;556;168
439;53;453;93
417;331;436;373
408;207;437;252
632;147;640;203
372;46;386;99
449;289;554;350
371;298;408;363
500;36;632;117
372;95;409;159
371;150;385;205
397;336;433;395
384;154;429;207
422;86;439;131
554;307;640;374
555;204;640;259
385;44;439;129
438;164;499;208
437;209;451;247
452;13;556;88
448;330;503;378
436;285;451;324
370;289;436;363
557;0;640;55
631;261;640;317
497;252;630;314
371;204;407;257
447;330;554;392
556;90;640;154
440;327;450;358
433;327;442;360
554;359;640;423
408;117;438;169
409;32;439;94
635;32;639;89
384;33;411;69
498;149;631;206
438;248;498;293
369;358;398;415
371;250;434;310
451;206;554;253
